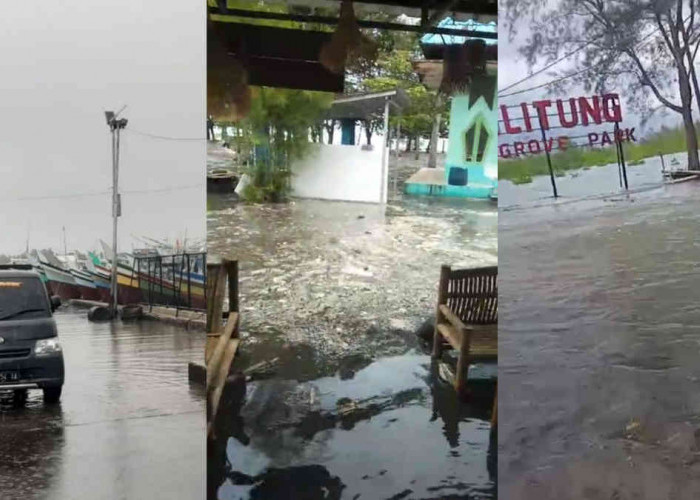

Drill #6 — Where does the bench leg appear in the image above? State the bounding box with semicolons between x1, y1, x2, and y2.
490;384;497;429
454;326;471;395
432;324;443;359
433;265;450;359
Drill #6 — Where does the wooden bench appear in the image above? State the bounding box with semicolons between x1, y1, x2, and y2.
432;264;497;395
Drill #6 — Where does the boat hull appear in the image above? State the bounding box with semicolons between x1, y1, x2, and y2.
42;265;81;300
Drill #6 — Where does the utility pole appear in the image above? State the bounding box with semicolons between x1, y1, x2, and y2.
105;110;128;317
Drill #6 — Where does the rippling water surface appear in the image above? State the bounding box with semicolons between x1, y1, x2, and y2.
0;307;205;499
500;178;700;499
207;196;498;499
218;354;497;500
208;196;497;363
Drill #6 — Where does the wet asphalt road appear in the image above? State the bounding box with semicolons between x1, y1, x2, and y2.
500;181;700;499
0;306;205;500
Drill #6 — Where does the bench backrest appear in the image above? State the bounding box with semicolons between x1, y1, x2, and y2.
440;265;497;325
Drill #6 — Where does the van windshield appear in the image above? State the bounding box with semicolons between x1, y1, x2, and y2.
0;277;50;321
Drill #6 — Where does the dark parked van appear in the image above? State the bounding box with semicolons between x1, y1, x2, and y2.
0;267;64;403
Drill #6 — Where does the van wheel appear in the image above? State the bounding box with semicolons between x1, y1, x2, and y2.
43;387;62;404
13;389;28;406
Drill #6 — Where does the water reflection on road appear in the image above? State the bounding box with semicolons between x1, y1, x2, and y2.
500;179;700;499
0;306;205;499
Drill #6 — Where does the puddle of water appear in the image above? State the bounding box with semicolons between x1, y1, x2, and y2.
0;306;205;499
217;353;496;500
499;180;700;498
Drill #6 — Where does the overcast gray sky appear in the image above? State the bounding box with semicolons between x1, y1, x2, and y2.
0;0;205;255
498;16;683;138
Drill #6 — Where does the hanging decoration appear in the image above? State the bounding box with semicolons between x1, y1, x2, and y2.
439;39;487;95
319;0;378;75
207;19;252;121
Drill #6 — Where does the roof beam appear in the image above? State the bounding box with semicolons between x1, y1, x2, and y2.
427;0;459;27
208;7;497;39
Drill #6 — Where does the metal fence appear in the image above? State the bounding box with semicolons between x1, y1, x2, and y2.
132;252;207;312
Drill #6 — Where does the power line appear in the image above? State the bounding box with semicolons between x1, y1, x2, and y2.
1;184;204;203
499;66;592;98
122;184;204;194
0;190;111;203
499;17;683;99
127;128;206;141
499;41;596;95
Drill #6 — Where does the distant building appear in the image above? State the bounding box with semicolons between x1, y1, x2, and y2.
407;18;497;199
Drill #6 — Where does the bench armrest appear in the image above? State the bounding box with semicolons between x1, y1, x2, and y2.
439;304;467;331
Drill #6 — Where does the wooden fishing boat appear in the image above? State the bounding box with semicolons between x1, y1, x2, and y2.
88;251;144;305
35;250;81;300
68;266;101;301
84;258;112;302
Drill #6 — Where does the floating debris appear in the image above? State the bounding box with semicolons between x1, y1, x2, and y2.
208;197;497;365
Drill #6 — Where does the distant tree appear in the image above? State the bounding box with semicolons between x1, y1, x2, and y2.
235;87;333;201
341;18;450;159
503;0;700;169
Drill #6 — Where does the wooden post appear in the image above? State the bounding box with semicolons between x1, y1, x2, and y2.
432;265;451;359
206;314;240;389
226;260;239;314
186;254;192;308
206;262;227;334
205;258;243;437
454;324;471;394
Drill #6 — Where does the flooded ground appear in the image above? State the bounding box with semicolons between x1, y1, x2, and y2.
207;194;497;499
0;305;205;499
500;152;676;209
500;174;700;498
208;195;496;370
218;354;496;500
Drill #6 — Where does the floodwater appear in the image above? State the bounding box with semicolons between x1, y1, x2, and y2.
0;305;205;500
207;195;498;499
500;172;700;498
208;196;497;366
217;354;496;500
500;152;677;209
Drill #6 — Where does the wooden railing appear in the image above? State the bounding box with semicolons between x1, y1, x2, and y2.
205;258;240;439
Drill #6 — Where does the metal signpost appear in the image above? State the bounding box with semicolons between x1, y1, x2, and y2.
538;113;558;198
